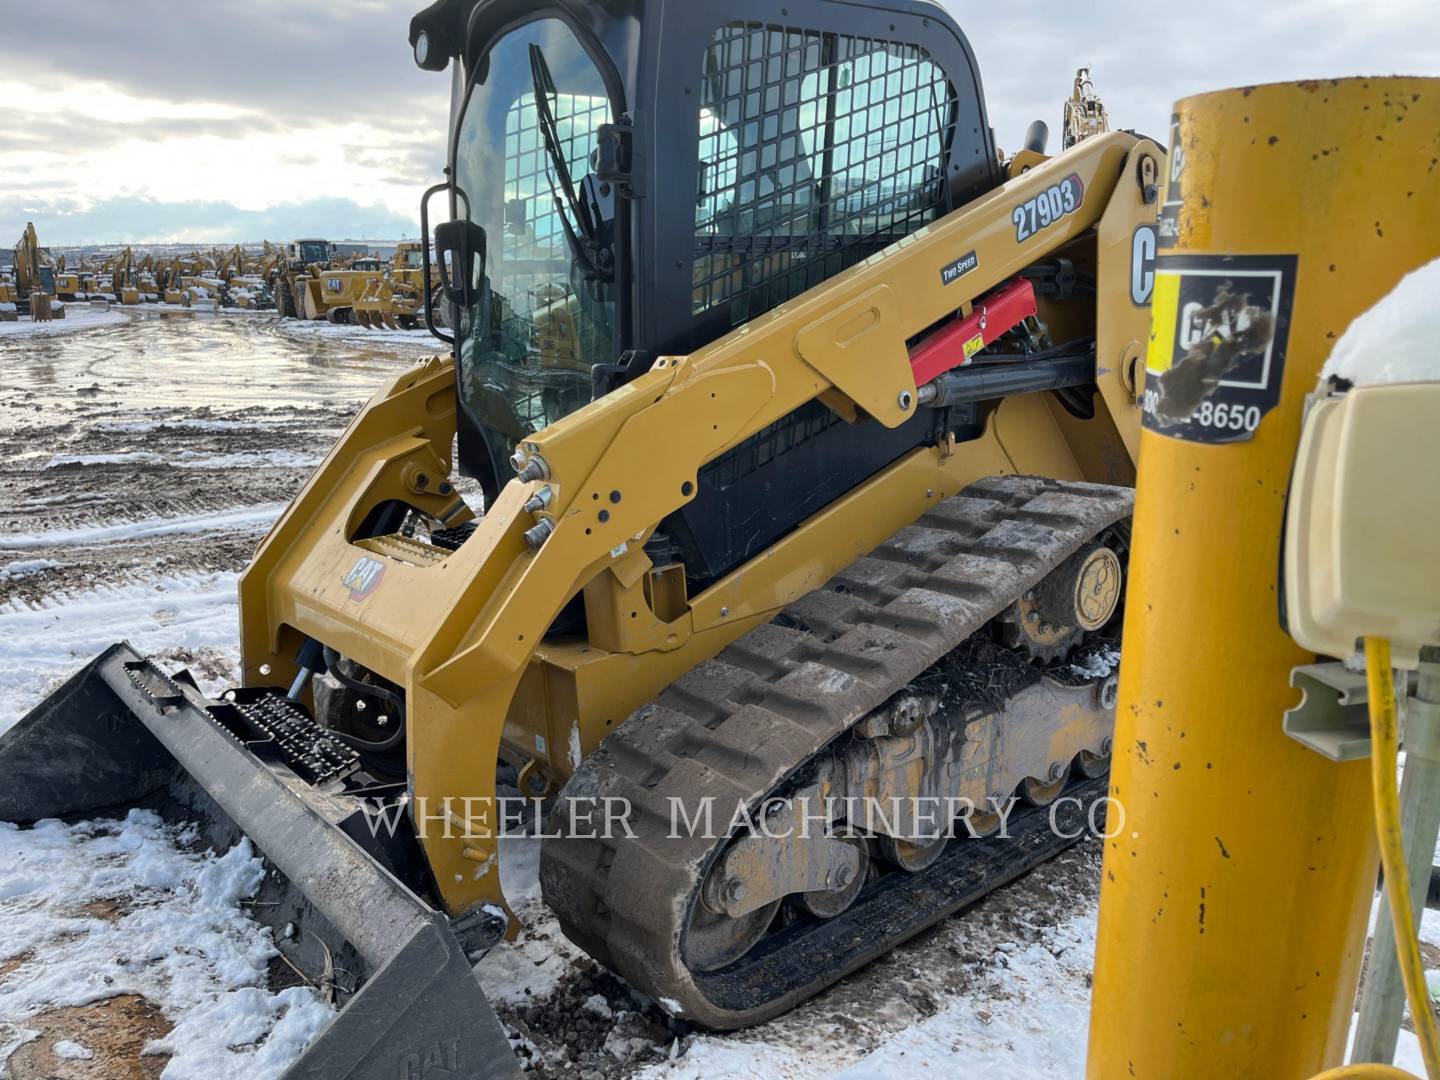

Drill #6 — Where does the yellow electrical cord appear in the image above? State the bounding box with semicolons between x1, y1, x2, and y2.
1365;636;1440;1077
1312;638;1438;1080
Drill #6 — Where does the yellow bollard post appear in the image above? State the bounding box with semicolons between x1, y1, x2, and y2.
1088;78;1440;1078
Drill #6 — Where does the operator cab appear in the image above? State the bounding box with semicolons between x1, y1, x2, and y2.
411;0;999;584
295;239;332;266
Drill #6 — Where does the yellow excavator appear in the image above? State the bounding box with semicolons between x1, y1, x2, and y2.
0;1;1167;1076
8;222;65;320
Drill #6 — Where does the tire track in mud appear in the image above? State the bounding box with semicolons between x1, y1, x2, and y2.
0;314;431;603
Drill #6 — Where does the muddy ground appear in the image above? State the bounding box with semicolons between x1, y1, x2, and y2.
0;310;414;605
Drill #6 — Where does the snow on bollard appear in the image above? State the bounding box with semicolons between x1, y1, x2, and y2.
1322;257;1440;387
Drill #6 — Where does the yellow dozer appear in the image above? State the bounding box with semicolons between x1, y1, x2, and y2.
0;2;1165;1076
354;241;429;329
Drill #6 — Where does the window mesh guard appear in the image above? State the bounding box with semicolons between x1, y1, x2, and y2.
693;22;957;325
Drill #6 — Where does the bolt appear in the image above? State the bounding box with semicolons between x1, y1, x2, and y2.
1049;761;1064;781
926;489;934;498
509;448;528;473
516;454;550;483
720;606;730;617
724;878;746;903
1143;182;1159;204
523;485;554;515
897;390;914;411
438;481;453;496
523;518;555;550
1099;677;1119;710
414;472;429;490
836;864;855;888
1102;736;1114;755
1026;610;1040;624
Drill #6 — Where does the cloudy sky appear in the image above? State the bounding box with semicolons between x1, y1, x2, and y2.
3;0;1437;245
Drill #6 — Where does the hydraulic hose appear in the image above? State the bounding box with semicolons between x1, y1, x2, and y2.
320;646;407;752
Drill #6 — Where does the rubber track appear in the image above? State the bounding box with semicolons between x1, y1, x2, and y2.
540;476;1133;1028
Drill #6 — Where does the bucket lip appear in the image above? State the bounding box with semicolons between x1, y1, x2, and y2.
1174;74;1440;111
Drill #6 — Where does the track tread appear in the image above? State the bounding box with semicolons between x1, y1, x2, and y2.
540;476;1132;1026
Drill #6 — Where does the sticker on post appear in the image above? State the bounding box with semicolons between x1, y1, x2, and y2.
1140;253;1298;443
1158;113;1185;249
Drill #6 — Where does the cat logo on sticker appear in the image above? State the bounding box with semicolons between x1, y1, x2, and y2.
1140;253;1298;444
342;555;386;600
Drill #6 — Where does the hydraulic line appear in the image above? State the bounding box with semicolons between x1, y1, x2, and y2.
320;646;407;752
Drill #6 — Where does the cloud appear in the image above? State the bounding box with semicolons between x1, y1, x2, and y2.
2;1;439;132
2;195;418;245
946;0;1440;152
3;0;1437;244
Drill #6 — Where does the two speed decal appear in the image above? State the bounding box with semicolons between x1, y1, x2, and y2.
1012;173;1085;243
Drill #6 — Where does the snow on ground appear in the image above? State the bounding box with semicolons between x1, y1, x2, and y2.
0;305;129;341
647;906;1099;1080
0;572;242;732
0;504;283;553
0;812;334;1078
274;317;443;351
1323;257;1440;387
44;449;321;470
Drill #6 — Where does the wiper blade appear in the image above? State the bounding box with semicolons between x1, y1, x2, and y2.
528;44;602;275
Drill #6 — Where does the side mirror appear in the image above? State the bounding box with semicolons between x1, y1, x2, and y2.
418;180;477;346
433;219;487;309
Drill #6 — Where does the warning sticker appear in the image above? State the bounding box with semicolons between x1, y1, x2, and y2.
1158;113;1185;250
1141;254;1298;443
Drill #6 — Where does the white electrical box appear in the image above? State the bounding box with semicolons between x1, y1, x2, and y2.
1285;383;1440;669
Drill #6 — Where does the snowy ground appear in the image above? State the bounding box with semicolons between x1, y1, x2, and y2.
0;312;1432;1079
0;315;409;1077
0;304;130;340
273;315;441;351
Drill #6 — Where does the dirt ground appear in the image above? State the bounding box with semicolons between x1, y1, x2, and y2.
0;310;421;605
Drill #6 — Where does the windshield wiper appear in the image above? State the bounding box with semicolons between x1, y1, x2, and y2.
528;43;608;281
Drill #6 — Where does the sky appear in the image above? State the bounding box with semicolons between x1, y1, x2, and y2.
2;0;1437;246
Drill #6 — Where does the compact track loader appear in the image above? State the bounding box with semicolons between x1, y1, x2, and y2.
0;1;1163;1076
